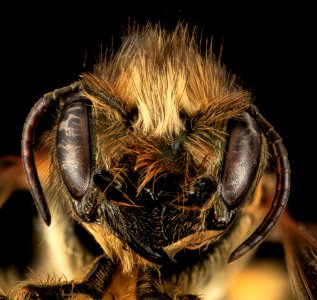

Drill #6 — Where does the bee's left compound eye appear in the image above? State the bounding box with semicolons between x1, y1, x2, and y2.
57;96;92;200
220;112;262;208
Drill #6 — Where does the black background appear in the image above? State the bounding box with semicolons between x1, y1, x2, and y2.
0;1;315;229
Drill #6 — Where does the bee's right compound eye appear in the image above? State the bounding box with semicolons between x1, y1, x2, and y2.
57;97;93;200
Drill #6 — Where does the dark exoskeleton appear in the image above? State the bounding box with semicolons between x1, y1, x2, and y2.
6;79;291;300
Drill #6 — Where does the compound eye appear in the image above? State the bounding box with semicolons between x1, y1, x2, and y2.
57;97;92;200
221;112;262;207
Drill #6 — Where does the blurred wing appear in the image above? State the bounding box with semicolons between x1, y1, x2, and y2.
0;155;29;208
281;212;317;299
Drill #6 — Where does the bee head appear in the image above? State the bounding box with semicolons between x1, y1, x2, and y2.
21;26;289;266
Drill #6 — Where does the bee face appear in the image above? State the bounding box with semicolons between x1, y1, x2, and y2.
21;25;290;267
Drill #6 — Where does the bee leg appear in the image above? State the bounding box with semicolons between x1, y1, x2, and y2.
136;269;200;300
13;255;116;299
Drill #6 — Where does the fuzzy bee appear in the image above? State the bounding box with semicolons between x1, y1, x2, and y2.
0;23;316;300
